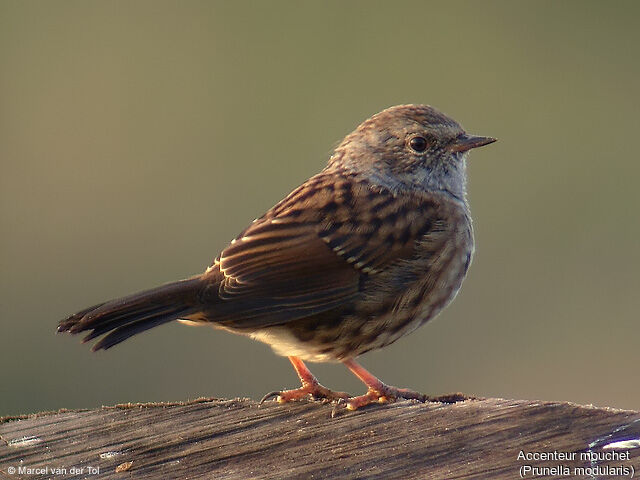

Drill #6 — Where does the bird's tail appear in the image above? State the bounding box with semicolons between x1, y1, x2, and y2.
58;275;207;351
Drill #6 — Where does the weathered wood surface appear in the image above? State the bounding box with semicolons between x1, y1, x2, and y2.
1;397;639;479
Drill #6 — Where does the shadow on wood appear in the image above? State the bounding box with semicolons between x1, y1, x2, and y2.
1;397;639;479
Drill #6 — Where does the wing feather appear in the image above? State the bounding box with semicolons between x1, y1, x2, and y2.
207;171;448;328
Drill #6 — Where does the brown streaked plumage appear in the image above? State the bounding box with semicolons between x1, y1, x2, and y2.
58;104;496;410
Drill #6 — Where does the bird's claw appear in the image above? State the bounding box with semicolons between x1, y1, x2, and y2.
259;391;282;404
260;382;351;405
345;385;428;410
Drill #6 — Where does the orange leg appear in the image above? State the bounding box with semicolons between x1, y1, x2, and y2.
342;358;426;410
260;356;350;404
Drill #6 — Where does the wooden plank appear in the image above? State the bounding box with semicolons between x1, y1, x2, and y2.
1;397;639;479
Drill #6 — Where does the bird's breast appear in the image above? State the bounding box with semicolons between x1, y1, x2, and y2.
346;208;474;354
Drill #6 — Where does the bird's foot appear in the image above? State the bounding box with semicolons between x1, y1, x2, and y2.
260;356;351;404
345;384;427;410
340;359;427;410
261;380;351;404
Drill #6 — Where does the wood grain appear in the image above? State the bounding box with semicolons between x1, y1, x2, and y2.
1;397;639;479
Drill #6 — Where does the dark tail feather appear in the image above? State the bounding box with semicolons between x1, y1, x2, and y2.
58;276;206;351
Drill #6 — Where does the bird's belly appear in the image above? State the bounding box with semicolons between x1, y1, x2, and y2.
248;328;341;363
243;236;473;363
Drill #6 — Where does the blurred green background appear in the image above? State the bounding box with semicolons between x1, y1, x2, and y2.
1;1;639;417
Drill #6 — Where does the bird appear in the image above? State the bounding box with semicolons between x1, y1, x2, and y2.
58;104;495;410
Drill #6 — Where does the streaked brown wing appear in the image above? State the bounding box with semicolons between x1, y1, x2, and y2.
209;172;444;328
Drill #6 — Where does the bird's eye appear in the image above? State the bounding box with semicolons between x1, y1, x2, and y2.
408;136;428;153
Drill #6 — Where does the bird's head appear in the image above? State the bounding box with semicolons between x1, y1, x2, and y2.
328;104;495;201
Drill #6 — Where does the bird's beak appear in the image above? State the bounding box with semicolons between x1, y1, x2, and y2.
448;134;496;153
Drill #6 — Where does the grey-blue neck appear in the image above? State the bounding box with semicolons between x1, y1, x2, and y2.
326;149;469;205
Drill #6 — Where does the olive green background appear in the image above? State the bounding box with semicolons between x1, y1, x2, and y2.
1;1;639;416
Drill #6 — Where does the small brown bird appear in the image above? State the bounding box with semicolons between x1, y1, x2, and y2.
58;105;495;410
